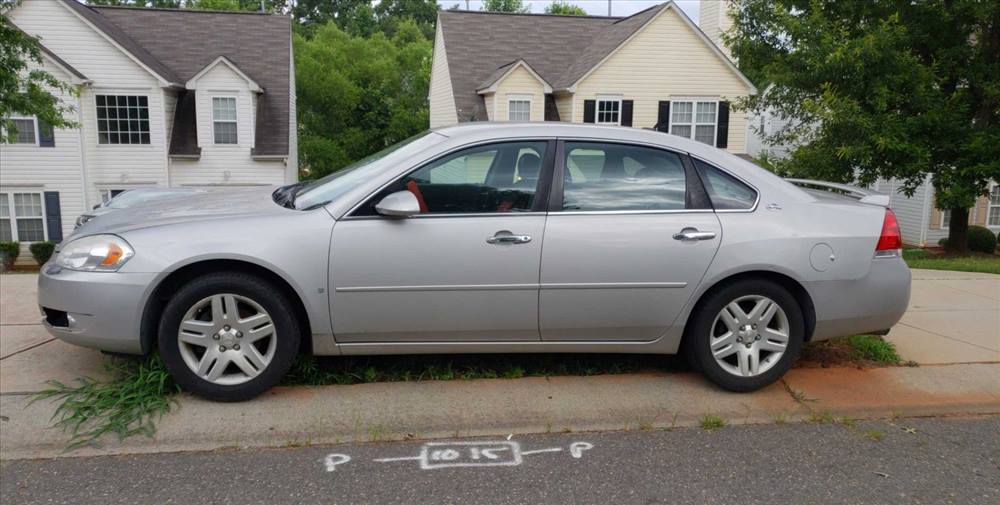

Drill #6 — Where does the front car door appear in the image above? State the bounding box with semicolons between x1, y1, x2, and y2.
539;140;724;341
329;140;554;343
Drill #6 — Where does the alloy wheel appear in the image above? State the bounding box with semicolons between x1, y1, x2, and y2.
709;295;790;378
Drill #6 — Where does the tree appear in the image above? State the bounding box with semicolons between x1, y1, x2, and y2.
1;0;77;143
295;19;431;178
482;0;529;14
728;0;1000;253
544;1;585;16
376;0;439;38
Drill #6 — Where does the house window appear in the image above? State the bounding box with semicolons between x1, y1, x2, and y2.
508;96;531;121
96;95;150;144
671;100;718;146
99;189;127;204
988;183;1000;227
0;193;46;242
596;97;621;125
213;97;238;144
941;208;950;229
7;117;38;145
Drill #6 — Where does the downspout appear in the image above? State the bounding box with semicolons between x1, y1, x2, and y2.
919;176;931;247
75;85;91;210
160;90;172;188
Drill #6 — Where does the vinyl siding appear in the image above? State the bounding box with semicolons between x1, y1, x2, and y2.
875;178;930;247
698;0;733;58
493;66;545;122
429;23;458;128
554;93;573;123
570;6;752;153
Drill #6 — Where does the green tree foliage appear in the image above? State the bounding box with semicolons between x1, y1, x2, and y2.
376;0;439;38
728;0;1000;253
295;19;431;178
483;0;529;14
1;0;77;143
544;1;586;16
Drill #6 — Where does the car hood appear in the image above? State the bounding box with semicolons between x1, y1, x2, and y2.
69;186;289;239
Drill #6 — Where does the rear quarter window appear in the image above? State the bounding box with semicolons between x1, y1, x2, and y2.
694;159;757;210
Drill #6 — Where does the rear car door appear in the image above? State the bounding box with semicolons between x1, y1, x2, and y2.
538;140;723;341
329;140;554;343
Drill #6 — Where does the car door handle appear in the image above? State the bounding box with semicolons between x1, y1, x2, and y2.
672;228;716;241
487;232;532;245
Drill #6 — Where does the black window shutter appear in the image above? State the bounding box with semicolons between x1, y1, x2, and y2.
544;95;560;121
38;119;55;147
43;191;62;243
620;100;634;127
656;101;670;132
583;100;596;123
716;101;730;148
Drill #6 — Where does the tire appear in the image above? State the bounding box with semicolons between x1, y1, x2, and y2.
685;279;804;392
158;272;301;401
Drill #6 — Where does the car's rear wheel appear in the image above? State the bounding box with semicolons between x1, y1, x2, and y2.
686;279;804;392
158;272;300;401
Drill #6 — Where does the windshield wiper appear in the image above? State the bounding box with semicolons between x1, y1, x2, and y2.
273;182;306;209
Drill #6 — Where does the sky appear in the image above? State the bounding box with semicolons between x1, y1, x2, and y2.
436;1;701;23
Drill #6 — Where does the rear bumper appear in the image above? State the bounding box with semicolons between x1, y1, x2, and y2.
806;256;911;341
37;266;156;354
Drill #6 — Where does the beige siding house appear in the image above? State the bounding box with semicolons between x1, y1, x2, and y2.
428;1;757;155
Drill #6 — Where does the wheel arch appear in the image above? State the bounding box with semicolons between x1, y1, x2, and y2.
682;270;817;345
139;259;313;355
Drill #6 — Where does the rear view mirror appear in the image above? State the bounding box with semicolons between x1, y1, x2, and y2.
375;190;421;217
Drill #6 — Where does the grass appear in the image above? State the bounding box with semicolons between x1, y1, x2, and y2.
903;249;999;275
699;414;726;431
800;334;901;367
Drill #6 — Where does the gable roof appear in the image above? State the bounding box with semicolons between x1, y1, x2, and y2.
56;1;292;157
186;56;264;93
437;1;754;121
477;59;552;94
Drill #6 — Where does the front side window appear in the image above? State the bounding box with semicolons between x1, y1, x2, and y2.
561;142;686;212
693;159;757;210
8;118;37;144
362;141;548;215
0;193;45;242
212;97;238;144
671;100;717;146
96;95;150;144
988;184;1000;226
508;96;531;121
596;97;621;125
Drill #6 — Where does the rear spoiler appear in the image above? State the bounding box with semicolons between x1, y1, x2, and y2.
785;178;890;207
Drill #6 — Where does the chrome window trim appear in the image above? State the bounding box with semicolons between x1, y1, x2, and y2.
553;209;715;216
341;212;547;221
687;153;761;213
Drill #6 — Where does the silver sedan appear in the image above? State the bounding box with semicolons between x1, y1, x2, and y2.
38;123;911;400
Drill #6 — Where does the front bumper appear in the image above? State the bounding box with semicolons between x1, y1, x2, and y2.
806;256;912;341
37;266;157;354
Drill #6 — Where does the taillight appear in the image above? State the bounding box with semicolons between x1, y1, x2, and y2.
875;208;902;253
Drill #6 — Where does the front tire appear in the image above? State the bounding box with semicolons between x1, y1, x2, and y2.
685;279;804;392
158;272;300;401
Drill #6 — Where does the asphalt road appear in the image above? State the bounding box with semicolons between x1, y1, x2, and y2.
3;416;999;505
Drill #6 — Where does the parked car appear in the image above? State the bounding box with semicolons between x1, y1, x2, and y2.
38;123;911;401
75;188;203;228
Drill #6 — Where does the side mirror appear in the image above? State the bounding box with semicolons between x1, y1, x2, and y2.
375;190;421;217
93;204;102;210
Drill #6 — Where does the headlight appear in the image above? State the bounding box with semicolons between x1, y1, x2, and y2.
54;235;134;272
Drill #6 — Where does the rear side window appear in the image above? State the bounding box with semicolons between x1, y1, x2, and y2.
694;159;757;210
561;142;686;211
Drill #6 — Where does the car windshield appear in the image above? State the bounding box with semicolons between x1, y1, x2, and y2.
106;189;190;209
291;131;446;210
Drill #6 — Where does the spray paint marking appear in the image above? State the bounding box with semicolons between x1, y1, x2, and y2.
324;453;351;472
323;440;592;472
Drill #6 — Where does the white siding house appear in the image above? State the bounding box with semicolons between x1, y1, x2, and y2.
1;0;296;254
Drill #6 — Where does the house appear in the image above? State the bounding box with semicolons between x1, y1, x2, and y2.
428;1;757;155
1;0;297;252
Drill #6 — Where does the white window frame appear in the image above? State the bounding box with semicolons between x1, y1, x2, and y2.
670;98;719;147
7;116;39;146
988;182;1000;227
0;192;48;243
940;208;950;229
507;94;532;122
595;95;622;125
212;96;238;145
95;94;151;145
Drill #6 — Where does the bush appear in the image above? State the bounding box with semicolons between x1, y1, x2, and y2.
967;225;998;253
0;241;19;271
29;241;57;265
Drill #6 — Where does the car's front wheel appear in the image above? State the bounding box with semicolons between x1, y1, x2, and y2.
686;279;804;392
158;272;300;401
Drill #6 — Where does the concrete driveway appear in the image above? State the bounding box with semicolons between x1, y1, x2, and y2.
1;269;998;395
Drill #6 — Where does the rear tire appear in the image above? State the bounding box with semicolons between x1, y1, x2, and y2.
158;272;300;401
685;279;804;392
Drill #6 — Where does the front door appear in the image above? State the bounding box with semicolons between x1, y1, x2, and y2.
330;140;553;343
539;141;722;341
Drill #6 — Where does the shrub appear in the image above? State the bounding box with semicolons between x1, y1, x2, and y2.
967;225;998;253
0;241;19;271
938;238;949;248
29;241;57;265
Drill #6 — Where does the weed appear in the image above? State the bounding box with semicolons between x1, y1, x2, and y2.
864;429;884;441
773;412;789;424
699;414;726;431
367;424;387;442
30;355;180;450
846;335;901;364
808;411;836;424
638;418;654;431
839;417;857;428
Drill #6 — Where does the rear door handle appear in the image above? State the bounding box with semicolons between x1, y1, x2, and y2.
487;231;532;245
672;228;716;241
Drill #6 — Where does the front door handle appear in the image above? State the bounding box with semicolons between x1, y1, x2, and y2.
672;228;716;241
487;231;532;245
